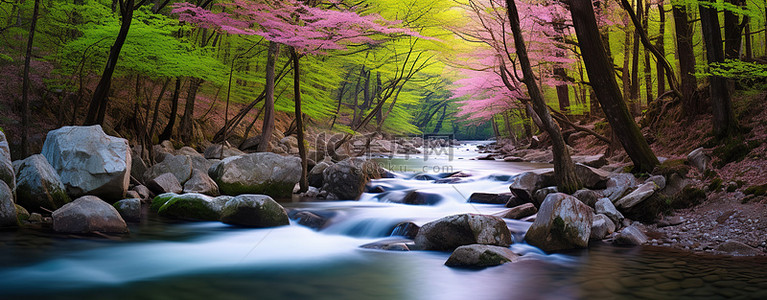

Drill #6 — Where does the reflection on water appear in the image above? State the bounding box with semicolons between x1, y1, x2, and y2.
0;142;765;299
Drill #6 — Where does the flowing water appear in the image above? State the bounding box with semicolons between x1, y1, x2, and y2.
1;142;766;299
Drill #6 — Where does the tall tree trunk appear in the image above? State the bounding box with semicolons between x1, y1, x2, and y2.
723;0;745;59
492;116;500;140
178;77;201;144
291;48;308;194
672;4;699;115
84;0;134;125
744;21;752;60
522;108;532;140
506;0;582;193
159;76;181;142
20;0;40;158
622;25;632;105
699;0;739;139
554;23;570;114
643;0;652;106
257;42;280;152
569;0;659;173
630;0;642;116
656;2;666;94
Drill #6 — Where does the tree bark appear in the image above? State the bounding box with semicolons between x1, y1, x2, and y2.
84;0;134;125
569;0;659;172
723;0;745;59
159;76;181;142
506;0;582;193
178;77;201;144
672;4;699;115
257;41;280;152
630;0;642;116
643;0;652;105
20;0;40;158
699;0;739;139
744;20;752;60
656;2;666;94
291;48;308;194
554;22;570;114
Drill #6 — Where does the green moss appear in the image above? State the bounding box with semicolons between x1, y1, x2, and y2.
594;121;609;132
708;178;723;192
745;184;767;196
653;159;690;178
672;186;707;209
726;184;738;193
712;137;757;168
158;196;220;221
15;204;29;223
703;169;718;179
477;251;511;267
150;193;178;212
217;180;295;199
628;195;672;223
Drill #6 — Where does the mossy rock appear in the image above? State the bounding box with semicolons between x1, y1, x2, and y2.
711;137;759;168
220;194;289;227
671;186;706;209
708;178;723;192
15;204;29;223
745;184;767;197
150;193;179;212
157;193;221;221
652;159;690;178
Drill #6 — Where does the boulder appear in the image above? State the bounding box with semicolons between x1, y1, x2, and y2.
645;175;667;190
533;187;558;208
0;181;17;227
572;155;608;168
360;238;412;251
293;211;328;230
0;131;14;191
503;203;537;220
524;193;593;252
659;173;690;198
143;155;193;184
391;222;420;239
157;193;226;221
590;214;616;240
113;198;141;222
183;169;220;196
716;240;762;256
414;214;512;251
146;173;183;194
393;190;442;205
595;198;624;225
308;161;331;188
602;173;638;202
15;154;71;211
574;163;609;189
572;189;601;207
52;196;128;233
176;146;202;157
210;152;301;198
321;158;378;200
445;244;519;268
220;194;289;227
41;125;131;201
15;204;29;223
203;143;245;160
469;192;514;205
614;225;647;246
687;147;709;172
133;185;151;201
614;182;659;209
130;155;148;184
509;172;544;204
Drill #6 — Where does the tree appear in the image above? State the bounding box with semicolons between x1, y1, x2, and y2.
672;1;699;115
20;0;41;158
256;41;280;152
505;0;581;193
699;0;739;139
568;0;659;173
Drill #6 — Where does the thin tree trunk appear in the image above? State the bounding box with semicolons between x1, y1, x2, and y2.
159;76;182;142
699;0;739;139
329;70;350;130
291;48;308;194
84;0;134;125
554;23;570;114
744;21;752;60
630;0;642;116
723;0;745;59
147;78;171;144
622;25;632;105
257;41;280;152
432;104;447;134
656;2;666;94
178;77;201;144
569;0;659;173
20;0;40;158
506;0;581;193
492;116;500;140
643;0;652;106
672;4;699;115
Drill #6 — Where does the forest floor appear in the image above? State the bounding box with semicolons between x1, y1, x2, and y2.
575;87;767;255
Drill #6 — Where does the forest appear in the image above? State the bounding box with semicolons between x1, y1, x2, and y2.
1;0;767;298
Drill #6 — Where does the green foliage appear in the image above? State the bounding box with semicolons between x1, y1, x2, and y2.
711;137;759;168
745;184;767;197
696;59;767;79
708;178;723;191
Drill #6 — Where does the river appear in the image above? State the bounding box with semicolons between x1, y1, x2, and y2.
0;141;765;299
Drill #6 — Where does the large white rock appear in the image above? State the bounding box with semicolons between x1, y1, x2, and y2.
525;193;593;252
42;125;131;201
614;182;659;209
0;181;17;227
414;214;512;251
210;152;301;198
